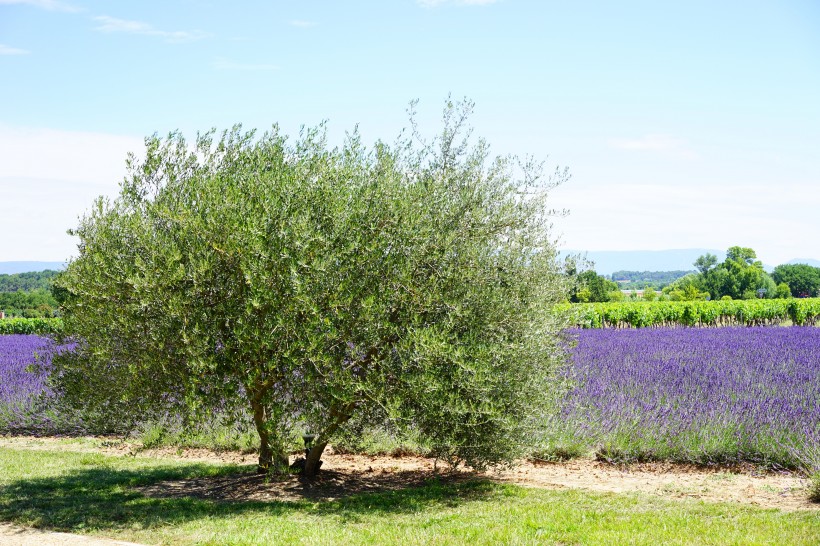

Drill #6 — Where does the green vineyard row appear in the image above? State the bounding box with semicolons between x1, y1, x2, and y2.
0;317;63;335
3;300;820;334
563;298;820;328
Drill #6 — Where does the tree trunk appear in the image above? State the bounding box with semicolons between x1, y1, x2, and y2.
302;400;358;478
251;396;289;474
303;441;328;478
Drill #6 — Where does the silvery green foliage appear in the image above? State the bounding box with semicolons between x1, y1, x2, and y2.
53;99;571;474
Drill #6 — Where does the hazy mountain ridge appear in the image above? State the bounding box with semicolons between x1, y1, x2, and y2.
2;254;819;277
559;250;820;276
0;262;66;275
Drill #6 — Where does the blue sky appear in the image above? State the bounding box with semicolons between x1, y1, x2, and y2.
1;0;818;265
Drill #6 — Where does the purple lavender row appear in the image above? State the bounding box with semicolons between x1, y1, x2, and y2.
0;334;73;433
549;327;820;467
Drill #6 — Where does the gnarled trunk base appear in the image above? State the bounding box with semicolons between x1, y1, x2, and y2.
251;395;290;474
303;441;328;478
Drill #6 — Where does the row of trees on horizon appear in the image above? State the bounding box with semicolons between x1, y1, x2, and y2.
0;270;61;318
570;247;820;303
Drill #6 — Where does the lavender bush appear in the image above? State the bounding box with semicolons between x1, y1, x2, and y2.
0;334;73;433
0;334;262;447
543;327;820;469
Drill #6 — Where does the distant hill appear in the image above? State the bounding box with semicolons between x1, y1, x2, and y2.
559;249;721;276
0;261;66;275
0;269;61;292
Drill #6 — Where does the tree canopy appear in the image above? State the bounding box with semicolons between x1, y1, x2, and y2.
691;247;777;300
772;264;820;298
0;289;58;318
0;270;60;292
53;100;571;476
568;269;620;303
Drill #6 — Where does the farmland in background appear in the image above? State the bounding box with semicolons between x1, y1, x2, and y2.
4;297;820;337
610;269;695;290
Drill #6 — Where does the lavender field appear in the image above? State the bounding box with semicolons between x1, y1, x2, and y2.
546;327;820;469
3;330;820;471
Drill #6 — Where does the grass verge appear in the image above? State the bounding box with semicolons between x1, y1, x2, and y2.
1;444;819;545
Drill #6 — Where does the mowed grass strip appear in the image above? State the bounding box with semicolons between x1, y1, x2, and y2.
1;446;819;545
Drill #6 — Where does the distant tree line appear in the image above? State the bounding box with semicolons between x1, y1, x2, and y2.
0;270;60;317
675;247;818;301
609;270;695;290
568;269;622;303
0;270;60;292
771;263;820;298
570;247;820;303
4;251;819;314
0;290;58;318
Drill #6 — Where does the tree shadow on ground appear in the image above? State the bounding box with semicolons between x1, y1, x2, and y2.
0;462;499;533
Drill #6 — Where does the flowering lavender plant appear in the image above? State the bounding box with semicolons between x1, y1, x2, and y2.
545;327;820;469
0;334;71;433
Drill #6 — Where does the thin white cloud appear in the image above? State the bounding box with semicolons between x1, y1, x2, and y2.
0;44;30;55
418;0;500;6
551;179;820;265
0;124;143;183
212;56;279;71
0;0;80;12
93;15;209;43
289;19;317;28
608;134;697;159
0;125;144;261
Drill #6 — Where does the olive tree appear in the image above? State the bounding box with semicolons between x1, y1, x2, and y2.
53;100;571;477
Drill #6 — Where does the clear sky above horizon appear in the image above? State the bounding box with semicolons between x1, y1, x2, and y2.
2;0;818;265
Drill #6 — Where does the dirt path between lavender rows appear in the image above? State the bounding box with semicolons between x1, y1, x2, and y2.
0;436;817;545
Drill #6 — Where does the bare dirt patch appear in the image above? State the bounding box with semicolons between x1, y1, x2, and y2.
497;458;817;512
135;451;817;511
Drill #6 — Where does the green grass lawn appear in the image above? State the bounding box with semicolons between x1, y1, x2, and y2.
1;445;819;545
